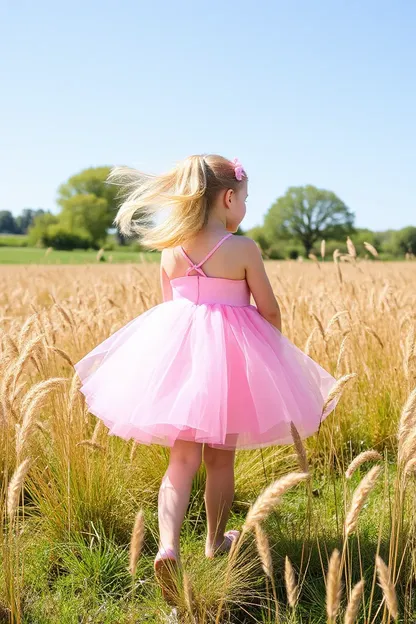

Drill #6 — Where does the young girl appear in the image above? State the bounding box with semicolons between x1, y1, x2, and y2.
74;154;338;599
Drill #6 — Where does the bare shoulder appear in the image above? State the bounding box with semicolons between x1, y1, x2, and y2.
229;235;262;264
160;247;175;270
229;235;258;253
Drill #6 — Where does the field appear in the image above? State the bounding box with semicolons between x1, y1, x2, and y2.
1;259;416;623
0;247;159;265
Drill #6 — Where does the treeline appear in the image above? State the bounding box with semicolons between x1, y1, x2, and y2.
247;224;416;261
2;168;415;259
0;209;46;235
246;185;416;260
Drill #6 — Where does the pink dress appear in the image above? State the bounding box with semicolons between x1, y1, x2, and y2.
74;234;339;450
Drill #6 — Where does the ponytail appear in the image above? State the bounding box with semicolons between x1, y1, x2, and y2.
109;154;246;250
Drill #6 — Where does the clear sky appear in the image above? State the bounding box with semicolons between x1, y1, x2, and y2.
1;0;415;231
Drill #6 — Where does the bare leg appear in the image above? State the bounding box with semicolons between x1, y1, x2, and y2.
157;439;202;557
203;444;236;557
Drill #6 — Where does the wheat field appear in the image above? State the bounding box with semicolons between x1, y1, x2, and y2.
1;258;416;623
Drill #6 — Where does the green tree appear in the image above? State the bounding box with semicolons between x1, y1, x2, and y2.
246;226;269;252
15;208;45;234
27;212;59;246
57;166;120;244
264;185;354;256
391;226;416;256
59;194;109;247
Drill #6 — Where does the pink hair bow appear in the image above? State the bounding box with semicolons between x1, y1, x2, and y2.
232;158;245;181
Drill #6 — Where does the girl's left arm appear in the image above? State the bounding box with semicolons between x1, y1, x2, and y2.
160;250;173;302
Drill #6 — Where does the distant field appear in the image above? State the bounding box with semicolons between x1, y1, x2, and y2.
0;246;160;264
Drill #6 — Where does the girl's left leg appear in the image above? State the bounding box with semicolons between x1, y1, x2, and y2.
203;444;237;558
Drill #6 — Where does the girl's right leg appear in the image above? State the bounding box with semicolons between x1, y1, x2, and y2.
157;439;203;557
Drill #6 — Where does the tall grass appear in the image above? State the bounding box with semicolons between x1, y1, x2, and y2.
0;259;416;622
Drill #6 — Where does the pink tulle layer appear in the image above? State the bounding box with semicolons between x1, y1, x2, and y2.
74;298;339;450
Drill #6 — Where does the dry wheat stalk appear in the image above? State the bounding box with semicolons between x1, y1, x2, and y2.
404;457;416;477
290;422;309;473
17;313;39;350
326;549;342;622
322;373;357;417
333;249;343;284
2;334;19;358
308;253;320;268
312;313;326;340
7;457;32;522
285;556;298;608
4;334;45;397
403;325;415;379
68;371;82;415
244;472;309;529
344;579;364;624
345;450;382;479
363;325;384;348
326;311;348;334
91;420;103;444
130;441;139;463
363;241;378;257
20;377;67;415
345;465;382;536
397;386;416;464
128;509;145;576
254;523;273;578
375;555;398;621
183;572;193;614
347;237;357;259
16;379;67;458
46;345;74;367
54;303;74;327
35;420;50;435
321;240;326;260
336;333;351;376
304;326;318;356
76;440;106;451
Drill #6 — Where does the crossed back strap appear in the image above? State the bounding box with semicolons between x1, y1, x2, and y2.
179;233;233;276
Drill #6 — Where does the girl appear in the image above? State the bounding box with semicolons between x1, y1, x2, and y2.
74;154;339;600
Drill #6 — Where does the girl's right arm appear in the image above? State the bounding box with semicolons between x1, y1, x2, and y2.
244;239;282;331
160;249;173;302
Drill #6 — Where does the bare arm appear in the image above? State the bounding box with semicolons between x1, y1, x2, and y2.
160;250;173;302
244;240;282;331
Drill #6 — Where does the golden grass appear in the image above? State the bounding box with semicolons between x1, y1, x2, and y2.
1;259;416;622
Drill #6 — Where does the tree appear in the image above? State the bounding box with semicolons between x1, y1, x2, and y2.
0;211;18;234
27;212;59;246
15;208;45;234
58;166;122;243
59;194;109;246
264;185;354;256
391;226;416;255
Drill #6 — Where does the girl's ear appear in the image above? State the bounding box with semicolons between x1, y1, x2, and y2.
224;189;234;208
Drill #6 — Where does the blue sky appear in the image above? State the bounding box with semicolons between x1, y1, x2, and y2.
0;0;415;231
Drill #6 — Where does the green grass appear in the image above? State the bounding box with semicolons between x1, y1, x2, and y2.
0;246;160;264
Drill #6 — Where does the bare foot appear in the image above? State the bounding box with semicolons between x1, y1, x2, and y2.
205;530;240;559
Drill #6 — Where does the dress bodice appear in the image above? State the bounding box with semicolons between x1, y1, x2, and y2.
171;275;250;306
169;233;251;307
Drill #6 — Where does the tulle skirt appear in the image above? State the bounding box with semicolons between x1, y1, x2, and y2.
74;300;339;450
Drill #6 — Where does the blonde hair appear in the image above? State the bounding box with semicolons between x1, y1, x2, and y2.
109;154;247;250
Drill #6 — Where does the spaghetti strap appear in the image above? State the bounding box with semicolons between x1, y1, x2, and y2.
180;233;233;277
